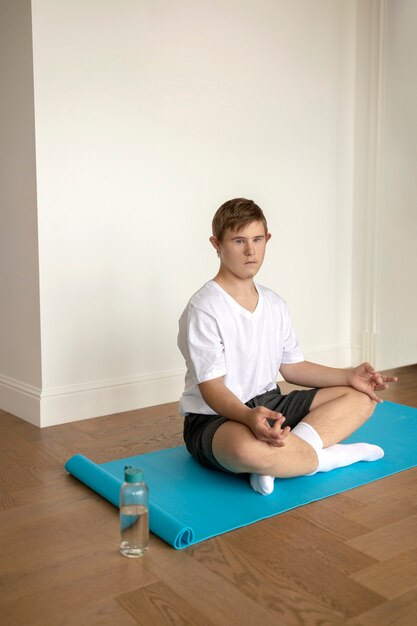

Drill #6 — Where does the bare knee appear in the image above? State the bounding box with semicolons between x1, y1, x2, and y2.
265;436;318;477
216;436;275;474
238;435;318;478
212;423;264;473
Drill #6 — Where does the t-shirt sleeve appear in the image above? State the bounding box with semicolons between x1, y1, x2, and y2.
183;306;227;384
280;301;304;364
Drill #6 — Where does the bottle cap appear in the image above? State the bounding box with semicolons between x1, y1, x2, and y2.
124;466;144;483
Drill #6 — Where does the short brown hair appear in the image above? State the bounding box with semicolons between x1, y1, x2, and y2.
212;198;268;241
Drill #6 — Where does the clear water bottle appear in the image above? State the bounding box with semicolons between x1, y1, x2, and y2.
119;466;149;557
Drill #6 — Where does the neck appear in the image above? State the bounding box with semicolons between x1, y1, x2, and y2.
213;270;257;296
213;272;259;313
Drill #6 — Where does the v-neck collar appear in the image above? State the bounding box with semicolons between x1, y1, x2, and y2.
209;280;262;319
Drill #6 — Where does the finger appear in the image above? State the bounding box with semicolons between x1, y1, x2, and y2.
271;427;291;446
269;412;284;423
370;392;383;403
374;383;388;391
268;431;285;443
267;416;285;431
279;425;291;438
270;415;286;428
371;372;384;385
383;376;398;383
261;436;283;447
268;438;286;448
260;423;281;438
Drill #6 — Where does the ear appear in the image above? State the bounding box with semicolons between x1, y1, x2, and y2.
266;232;272;242
209;236;221;252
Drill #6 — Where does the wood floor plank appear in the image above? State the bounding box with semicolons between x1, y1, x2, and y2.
347;513;417;561
351;546;417;600
0;477;98;534
299;493;370;521
0;542;158;607
68;599;139;626
259;511;379;575
144;539;289;626
11;470;86;507
187;533;352;626
343;467;417;505
293;498;371;540
75;401;179;434
78;433;184;465
0;451;42;492
0;409;35;434
350;588;417;626
0;597;139;626
66;407;184;463
0;486;16;511
223;519;384;619
0;552;156;626
345;473;417;528
117;580;217;626
0;498;120;580
0;364;416;625
0;426;59;486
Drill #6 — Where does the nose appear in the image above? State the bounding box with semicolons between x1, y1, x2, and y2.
245;242;255;256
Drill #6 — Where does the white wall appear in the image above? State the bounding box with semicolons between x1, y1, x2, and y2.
6;0;412;427
0;0;42;423
351;0;417;371
27;0;358;425
376;0;417;368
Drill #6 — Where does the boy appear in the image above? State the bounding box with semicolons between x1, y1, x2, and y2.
178;198;397;495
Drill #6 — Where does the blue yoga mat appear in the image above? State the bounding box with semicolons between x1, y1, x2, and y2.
65;401;417;549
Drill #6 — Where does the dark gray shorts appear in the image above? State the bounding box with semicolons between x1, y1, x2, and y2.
183;385;320;474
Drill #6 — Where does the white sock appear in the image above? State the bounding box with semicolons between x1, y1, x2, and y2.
289;420;384;474
249;421;384;494
292;421;324;451
249;421;322;495
250;473;275;496
313;442;384;473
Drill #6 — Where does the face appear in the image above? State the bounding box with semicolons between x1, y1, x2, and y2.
210;220;271;281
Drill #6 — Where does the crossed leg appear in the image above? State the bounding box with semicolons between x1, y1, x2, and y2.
303;386;377;446
212;387;378;482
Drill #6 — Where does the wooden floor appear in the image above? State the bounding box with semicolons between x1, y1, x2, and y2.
0;365;416;626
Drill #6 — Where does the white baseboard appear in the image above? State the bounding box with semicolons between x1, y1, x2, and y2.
0;375;41;427
39;369;185;427
1;344;363;428
0;369;185;427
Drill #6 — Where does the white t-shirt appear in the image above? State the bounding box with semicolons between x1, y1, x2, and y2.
177;280;304;416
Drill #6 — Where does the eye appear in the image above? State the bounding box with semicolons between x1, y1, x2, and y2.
235;239;245;245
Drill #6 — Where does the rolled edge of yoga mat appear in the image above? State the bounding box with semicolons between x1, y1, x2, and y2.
65;454;122;508
65;454;195;549
150;501;194;549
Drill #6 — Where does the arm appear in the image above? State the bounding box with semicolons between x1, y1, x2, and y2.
198;377;290;446
280;360;398;402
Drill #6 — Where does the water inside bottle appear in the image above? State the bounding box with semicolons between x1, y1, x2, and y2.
120;504;149;557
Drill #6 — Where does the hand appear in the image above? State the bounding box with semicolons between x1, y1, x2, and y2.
347;362;398;402
245;406;291;446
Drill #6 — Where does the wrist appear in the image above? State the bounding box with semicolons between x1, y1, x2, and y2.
344;368;355;386
234;405;253;426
